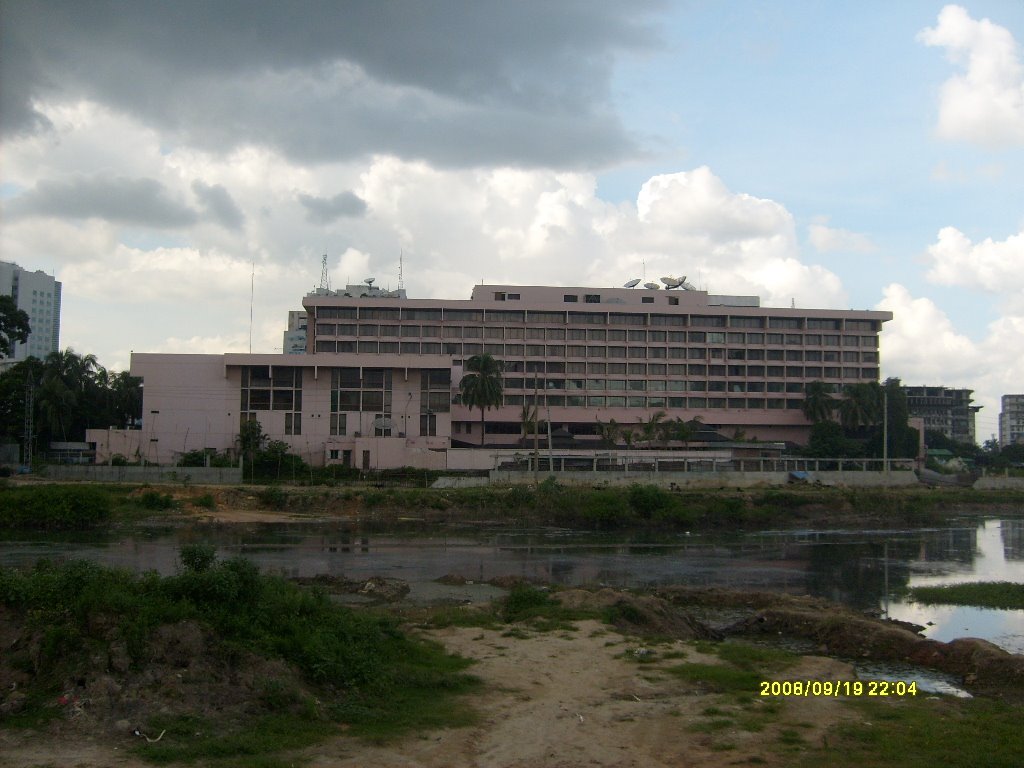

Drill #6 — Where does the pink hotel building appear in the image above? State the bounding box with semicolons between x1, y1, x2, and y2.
126;283;892;469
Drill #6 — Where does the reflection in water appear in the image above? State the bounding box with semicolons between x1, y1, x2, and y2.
1;517;1022;652
1002;518;1024;561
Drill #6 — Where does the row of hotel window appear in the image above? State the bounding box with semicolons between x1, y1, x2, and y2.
314;325;877;346
313;306;879;331
313;340;879;361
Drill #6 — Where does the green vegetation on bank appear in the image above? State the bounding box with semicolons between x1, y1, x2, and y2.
0;484;112;529
1;481;1022;534
0;548;480;762
797;697;1024;768
909;582;1024;610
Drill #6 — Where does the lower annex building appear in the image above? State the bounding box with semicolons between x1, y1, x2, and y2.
117;282;892;469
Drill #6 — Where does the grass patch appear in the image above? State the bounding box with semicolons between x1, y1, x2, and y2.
798;697;1024;768
667;662;761;694
715;641;799;672
909;582;1024;610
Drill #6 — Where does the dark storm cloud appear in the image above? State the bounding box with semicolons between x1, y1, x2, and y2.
191;181;246;230
298;191;368;224
9;176;198;228
0;0;662;168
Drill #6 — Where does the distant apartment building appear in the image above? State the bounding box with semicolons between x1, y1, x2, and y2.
282;311;307;355
1000;395;1024;447
125;281;892;468
0;260;61;364
905;386;980;445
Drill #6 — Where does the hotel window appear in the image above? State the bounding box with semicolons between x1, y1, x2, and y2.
506;327;524;339
823;334;840;345
648;330;666;342
379;342;399;353
563;294;579;302
587;346;606;357
805;334;821;345
358;324;378;336
842;336;860;346
546;345;565;356
421;342;441;354
628;330;646;342
526;344;545;356
567;362;586;373
608;346;627;358
628;347;646;359
688;364;706;375
567;345;586;357
786;366;803;377
484;344;504;355
284;412;301;435
707;332;726;343
587;362;606;374
805;366;823;377
806;318;840;330
668;396;685;408
649;347;666;358
642;297;654;303
648;364;666;374
824;367;841;377
380;325;399;336
547;328;566;340
843;351;860;362
668;331;686;342
588;328;606;341
401;325;421;337
770;317;802;329
628;363;646;374
608;362;626;374
330;413;347;436
727;332;745;343
463;326;483;338
608;329;626;341
585;294;601;303
691;315;726;327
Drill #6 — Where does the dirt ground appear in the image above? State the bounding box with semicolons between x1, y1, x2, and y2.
0;619;859;768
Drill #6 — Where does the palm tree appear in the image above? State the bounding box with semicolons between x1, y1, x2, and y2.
838;382;883;432
596;417;622;447
802;380;836;424
640;410;667;448
459;353;503;447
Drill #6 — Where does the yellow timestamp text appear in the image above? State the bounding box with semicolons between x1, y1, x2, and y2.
759;680;918;697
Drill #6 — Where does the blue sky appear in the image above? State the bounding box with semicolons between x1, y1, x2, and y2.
1;1;1022;440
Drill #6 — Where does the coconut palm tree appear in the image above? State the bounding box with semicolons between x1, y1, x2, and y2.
459;353;503;447
838;382;883;433
801;380;836;424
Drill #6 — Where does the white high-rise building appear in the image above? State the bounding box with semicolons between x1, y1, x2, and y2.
1000;394;1024;447
0;261;62;363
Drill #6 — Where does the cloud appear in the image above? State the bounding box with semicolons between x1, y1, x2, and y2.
298;191;367;224
191;181;245;230
0;1;660;168
924;226;1024;310
918;5;1024;147
877;283;1024;425
808;223;876;253
8;176;198;228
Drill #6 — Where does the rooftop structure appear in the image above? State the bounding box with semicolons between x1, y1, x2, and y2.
0;261;61;364
128;281;891;469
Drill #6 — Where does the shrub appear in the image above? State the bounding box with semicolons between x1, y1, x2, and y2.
179;542;218;573
256;486;288;510
193;493;217;510
139;490;175;510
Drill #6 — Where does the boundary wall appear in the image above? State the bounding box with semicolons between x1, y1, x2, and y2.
41;466;243;484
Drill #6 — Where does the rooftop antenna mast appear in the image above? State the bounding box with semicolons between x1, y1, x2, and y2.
319;254;331;292
398;248;404;291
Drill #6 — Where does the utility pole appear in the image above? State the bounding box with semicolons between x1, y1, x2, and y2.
883;387;889;474
23;375;34;468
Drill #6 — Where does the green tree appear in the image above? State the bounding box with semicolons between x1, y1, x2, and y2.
838;382;883;433
237;419;266;463
801;380;835;424
0;295;31;357
640;410;667;448
596;417;622;447
459;353;503;446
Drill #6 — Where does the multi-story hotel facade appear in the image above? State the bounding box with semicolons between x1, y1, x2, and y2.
124;283;892;469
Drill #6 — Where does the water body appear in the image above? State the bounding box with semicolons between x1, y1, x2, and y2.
2;517;1022;653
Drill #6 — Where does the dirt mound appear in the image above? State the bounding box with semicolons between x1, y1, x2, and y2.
555;588;722;640
0;612;314;735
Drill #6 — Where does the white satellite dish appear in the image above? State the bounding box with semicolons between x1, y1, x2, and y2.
680;279;697;291
643;282;660;290
364;277;375;286
623;278;641;288
661;276;682;289
372;416;393;429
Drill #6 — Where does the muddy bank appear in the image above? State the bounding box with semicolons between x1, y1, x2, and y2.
648;586;1024;696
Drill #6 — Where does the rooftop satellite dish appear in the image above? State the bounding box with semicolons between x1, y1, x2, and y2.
623;278;641;288
661;276;682;289
643;282;660;290
372;416;393;430
364;277;375;286
680;277;696;290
